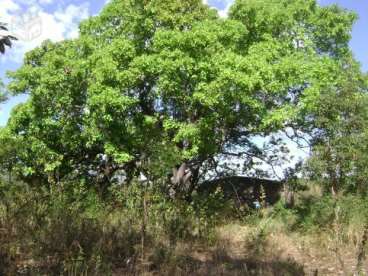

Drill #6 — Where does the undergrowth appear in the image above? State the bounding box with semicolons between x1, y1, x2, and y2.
1;180;368;275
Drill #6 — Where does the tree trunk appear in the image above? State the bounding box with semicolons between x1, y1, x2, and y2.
284;183;295;208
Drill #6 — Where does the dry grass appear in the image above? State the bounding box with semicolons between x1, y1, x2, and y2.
4;212;367;275
213;221;367;276
2;183;368;275
133;219;368;276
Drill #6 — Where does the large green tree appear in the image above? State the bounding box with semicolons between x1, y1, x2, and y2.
0;0;358;195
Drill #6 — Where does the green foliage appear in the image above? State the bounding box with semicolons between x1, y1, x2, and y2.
0;181;141;274
1;0;359;192
110;182;234;245
294;196;336;231
305;60;368;195
272;194;368;235
271;200;298;226
230;0;356;57
0;178;237;273
0;79;7;103
1;1;368;273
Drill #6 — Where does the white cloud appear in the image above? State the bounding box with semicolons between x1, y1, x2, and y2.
202;0;234;18
0;1;90;64
217;0;234;18
0;0;20;21
38;0;54;4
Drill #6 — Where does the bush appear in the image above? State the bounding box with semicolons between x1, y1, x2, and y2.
0;181;143;274
294;196;336;231
274;193;368;236
1;179;233;274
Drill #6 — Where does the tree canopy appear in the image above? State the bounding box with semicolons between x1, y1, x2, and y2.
0;0;362;194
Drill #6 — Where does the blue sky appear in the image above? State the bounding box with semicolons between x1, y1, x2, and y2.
0;0;367;126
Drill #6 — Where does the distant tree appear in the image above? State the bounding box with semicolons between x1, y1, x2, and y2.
0;0;359;195
0;23;17;54
0;80;6;103
305;60;368;196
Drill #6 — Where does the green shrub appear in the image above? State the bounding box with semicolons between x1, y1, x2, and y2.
278;193;368;236
0;181;144;274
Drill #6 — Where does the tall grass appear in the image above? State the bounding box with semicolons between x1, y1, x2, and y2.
0;180;236;274
1;179;368;275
